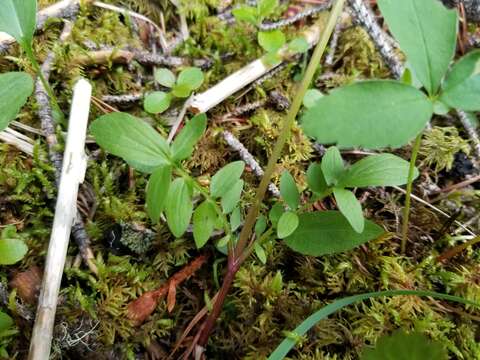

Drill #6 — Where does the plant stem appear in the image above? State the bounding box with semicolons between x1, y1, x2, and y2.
196;0;346;348
401;133;422;254
25;46;63;120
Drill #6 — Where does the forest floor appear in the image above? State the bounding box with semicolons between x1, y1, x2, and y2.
1;0;480;359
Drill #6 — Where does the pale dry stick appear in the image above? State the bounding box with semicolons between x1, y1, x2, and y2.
170;0;190;42
392;185;476;236
167;96;193;143
0;0;81;52
457;109;480;160
223;130;280;197
347;0;403;78
28;79;92;360
35;22;97;274
0;129;34;156
190;21;328;113
10;120;44;136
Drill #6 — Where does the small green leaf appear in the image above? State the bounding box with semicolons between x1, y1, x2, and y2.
171;113;207;162
0;72;34;131
232;6;258;25
440;50;480;111
333;188;364;233
0;238;27;265
221;180;244;214
90;112;171;173
321;147;345;186
177;67;204;91
164;178;193;237
254;242;267;264
258;0;278;18
230;207;242;232
306;163;328;195
284;211;384;256
338;154;418;188
377;0;458;95
303;89;323;109
277;211;299;239
210;161;245;198
0;312;13;332
258;30;286;53
288;37;309;54
262;51;282;66
144;91;172;114
255;215;267;237
193;201;217;249
302;80;433;149
154;68;176;88
171;84;192;98
280;171;300;210
269;203;285;226
360;330;448;360
0;0;37;50
146;165;172;223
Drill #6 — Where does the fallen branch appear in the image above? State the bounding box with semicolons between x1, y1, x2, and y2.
29;79;92;360
259;2;332;30
101;93;143;104
126;254;207;326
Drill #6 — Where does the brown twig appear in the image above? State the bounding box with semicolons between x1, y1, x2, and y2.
436;236;480;263
126;254;207;326
429;173;480;196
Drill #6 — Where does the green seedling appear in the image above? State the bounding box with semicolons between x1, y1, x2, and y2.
144;67;204;114
233;0;309;65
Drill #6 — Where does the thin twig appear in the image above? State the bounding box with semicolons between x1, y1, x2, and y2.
457;109;480;160
347;0;403;78
101;93;143;104
222;131;280;197
258;2;333;30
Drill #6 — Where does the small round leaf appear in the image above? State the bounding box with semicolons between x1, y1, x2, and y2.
144;91;172;114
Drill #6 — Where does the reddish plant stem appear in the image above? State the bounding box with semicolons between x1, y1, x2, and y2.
194;0;346;350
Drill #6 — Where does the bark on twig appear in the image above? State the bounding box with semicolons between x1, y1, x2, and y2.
347;0;403;78
457;109;480;160
101;93;143;104
258;2;333;30
222;131;280;197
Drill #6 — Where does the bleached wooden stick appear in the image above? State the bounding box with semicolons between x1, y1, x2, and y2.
28;79;92;360
189;19;326;114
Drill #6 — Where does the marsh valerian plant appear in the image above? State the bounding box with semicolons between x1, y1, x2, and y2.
301;0;480;252
0;0;63;124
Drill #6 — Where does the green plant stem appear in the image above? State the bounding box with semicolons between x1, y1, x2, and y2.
176;168;232;238
401;133;422;254
196;0;346;348
25;46;63;119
